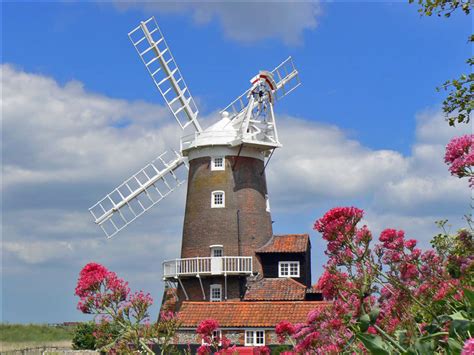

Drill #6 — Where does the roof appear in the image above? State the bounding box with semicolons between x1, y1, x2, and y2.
244;278;307;301
256;234;310;253
306;284;322;294
177;301;330;327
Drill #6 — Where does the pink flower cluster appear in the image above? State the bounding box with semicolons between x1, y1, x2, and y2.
75;262;129;314
314;207;367;265
275;320;295;343
121;291;154;323
196;318;219;338
196;319;233;354
444;134;474;186
462;338;474;355
280;206;474;352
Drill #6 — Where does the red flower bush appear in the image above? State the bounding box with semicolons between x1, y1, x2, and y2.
75;263;181;353
277;207;474;354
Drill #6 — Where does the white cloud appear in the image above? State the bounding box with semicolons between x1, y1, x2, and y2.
2;64;182;189
114;1;321;45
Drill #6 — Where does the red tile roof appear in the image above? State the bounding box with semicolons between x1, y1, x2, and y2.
244;278;307;301
256;234;310;253
177;301;330;327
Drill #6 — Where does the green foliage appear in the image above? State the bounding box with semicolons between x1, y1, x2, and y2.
0;323;75;342
356;334;390;355
271;344;292;354
409;0;471;17
71;322;96;350
438;67;474;126
409;0;473;126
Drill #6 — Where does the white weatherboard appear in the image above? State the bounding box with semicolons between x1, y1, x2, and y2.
90;16;301;238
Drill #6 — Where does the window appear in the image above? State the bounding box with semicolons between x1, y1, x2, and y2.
211;156;225;171
211;191;225;208
210;245;223;257
245;330;265;346
210;284;222;302
265;194;271;212
202;330;222;345
278;261;300;277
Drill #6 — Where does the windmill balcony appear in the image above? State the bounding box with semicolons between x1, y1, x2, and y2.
162;256;253;279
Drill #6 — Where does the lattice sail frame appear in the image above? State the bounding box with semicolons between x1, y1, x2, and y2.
222;57;301;147
221;57;300;119
129;17;202;132
89;151;187;238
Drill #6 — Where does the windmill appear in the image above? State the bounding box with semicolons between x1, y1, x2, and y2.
89;17;300;239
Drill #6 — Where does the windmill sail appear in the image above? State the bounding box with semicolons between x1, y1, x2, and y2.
129;17;202;132
221;57;301;118
89;151;187;238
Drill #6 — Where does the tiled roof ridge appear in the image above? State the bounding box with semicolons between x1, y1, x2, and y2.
285;277;307;289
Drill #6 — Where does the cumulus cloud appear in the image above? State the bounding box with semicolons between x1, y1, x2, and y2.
2;65;471;322
114;1;321;45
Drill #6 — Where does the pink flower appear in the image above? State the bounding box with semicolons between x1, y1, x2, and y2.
400;263;418;281
160;310;176;321
197;344;210;354
75;262;109;297
445;134;474;186
275;320;296;343
404;239;417;250
75;262;129;314
196;319;219;337
317;269;349;299
462;338;474;355
367;326;377;335
254;346;271;355
220;335;231;349
314;207;364;242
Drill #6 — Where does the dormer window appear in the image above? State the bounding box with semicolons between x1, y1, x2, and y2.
278;261;300;277
211;157;225;171
211;191;225;208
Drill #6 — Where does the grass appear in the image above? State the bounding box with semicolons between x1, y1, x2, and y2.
0;323;75;343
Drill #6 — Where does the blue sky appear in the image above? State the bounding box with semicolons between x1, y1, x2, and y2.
2;1;472;323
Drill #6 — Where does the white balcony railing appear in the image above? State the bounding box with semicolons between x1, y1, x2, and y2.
162;256;253;279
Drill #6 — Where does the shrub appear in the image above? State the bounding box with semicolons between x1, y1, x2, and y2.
72;322;96;350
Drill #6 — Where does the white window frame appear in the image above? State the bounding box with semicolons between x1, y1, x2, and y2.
244;329;265;346
211;156;225;171
210;245;224;257
211;190;225;208
202;329;222;346
210;284;222;302
278;261;300;278
265;194;271;212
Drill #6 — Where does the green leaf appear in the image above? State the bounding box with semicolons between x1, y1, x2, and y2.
369;308;380;324
359;314;370;332
414;338;436;354
449;311;467;320
447;338;463;354
463;287;474;310
356;333;390;355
